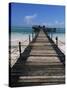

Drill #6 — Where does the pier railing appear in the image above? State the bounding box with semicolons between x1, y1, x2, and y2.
9;31;38;68
10;39;29;68
47;31;65;54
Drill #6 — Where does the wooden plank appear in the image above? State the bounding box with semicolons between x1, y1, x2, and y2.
18;76;65;83
27;56;60;62
25;62;63;66
19;76;65;79
30;53;58;56
30;50;57;54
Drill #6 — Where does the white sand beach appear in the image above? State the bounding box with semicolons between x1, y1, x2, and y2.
11;33;33;67
52;33;65;54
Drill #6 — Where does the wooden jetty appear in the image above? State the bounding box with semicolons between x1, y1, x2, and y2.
9;27;65;87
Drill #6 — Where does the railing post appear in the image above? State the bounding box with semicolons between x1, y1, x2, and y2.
29;34;30;43
19;41;21;57
51;29;53;39
32;32;33;40
56;36;58;46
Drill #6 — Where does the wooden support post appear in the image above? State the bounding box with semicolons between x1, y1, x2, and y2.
29;35;30;43
32;32;33;40
51;29;53;39
19;42;21;57
34;32;36;38
56;36;58;46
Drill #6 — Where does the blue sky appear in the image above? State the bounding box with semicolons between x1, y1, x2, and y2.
10;3;65;28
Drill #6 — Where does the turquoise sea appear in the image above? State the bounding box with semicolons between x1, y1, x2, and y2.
11;26;65;43
11;27;32;34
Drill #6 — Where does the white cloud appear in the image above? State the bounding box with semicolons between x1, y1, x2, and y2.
42;22;53;27
42;22;48;26
55;20;59;24
42;21;65;28
55;21;64;28
24;14;37;25
24;15;65;28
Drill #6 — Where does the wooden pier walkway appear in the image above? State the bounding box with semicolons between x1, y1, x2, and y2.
10;28;65;87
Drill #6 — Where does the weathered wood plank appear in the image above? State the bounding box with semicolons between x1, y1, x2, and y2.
27;56;60;62
18;76;65;83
